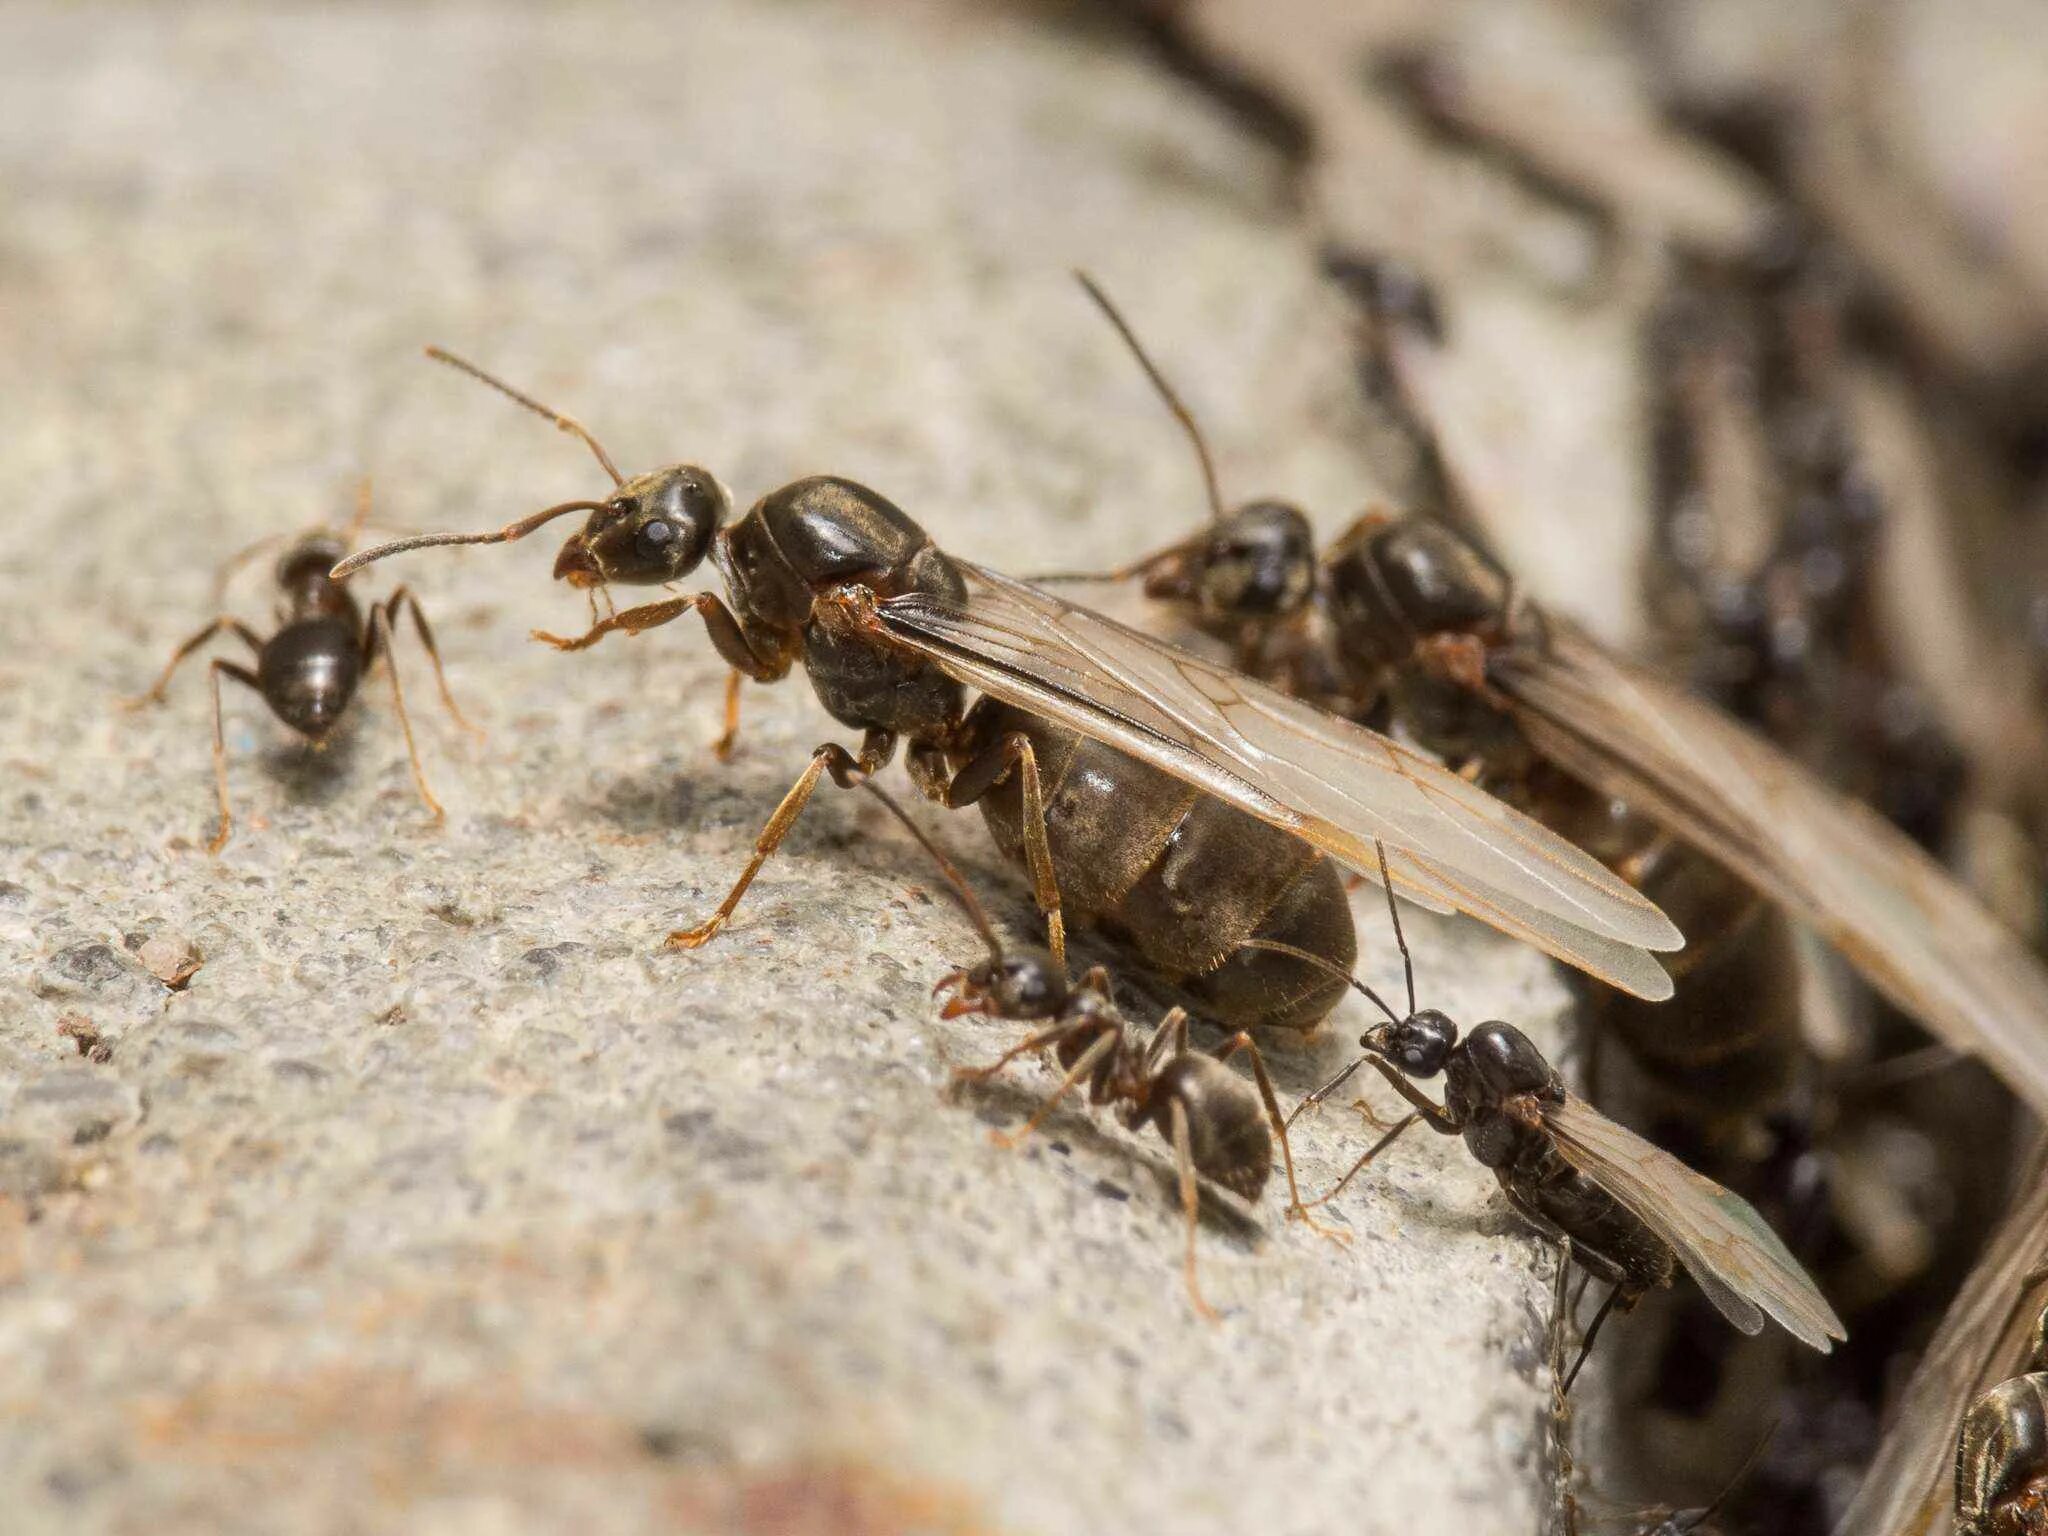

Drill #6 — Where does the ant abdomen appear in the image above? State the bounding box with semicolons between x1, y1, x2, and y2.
957;701;1355;1033
258;616;363;737
1144;1053;1275;1202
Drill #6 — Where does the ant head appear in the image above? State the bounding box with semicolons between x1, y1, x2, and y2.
276;534;349;590
1150;500;1316;624
934;945;1069;1021
1365;1008;1457;1079
552;465;729;589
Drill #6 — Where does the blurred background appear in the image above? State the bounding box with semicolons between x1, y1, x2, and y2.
4;2;2047;1533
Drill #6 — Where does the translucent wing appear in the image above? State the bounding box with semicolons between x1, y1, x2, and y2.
1831;1145;2048;1536
866;563;1681;998
1543;1095;1845;1352
1496;622;2048;1117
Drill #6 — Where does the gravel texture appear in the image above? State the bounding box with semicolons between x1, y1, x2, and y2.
0;5;1574;1532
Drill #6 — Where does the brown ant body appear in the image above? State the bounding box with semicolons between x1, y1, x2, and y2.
331;349;1679;1031
127;487;472;852
872;784;1324;1320
938;944;1327;1320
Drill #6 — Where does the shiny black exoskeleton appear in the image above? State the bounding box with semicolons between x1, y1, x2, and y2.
1360;1009;1675;1311
338;352;1355;1033
1956;1283;2048;1536
130;516;467;852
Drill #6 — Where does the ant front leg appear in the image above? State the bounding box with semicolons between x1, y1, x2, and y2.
665;729;896;951
950;1020;1086;1089
983;1029;1117;1152
1367;1057;1463;1132
204;658;265;854
713;669;743;762
1286;1053;1369;1130
940;732;1066;976
1211;1031;1347;1245
126;616;265;710
534;595;700;652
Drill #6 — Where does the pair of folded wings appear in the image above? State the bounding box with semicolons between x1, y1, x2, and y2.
873;567;1852;1350
873;562;1682;999
875;563;2048;1121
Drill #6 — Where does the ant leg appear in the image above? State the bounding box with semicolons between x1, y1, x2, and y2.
1309;1112;1420;1209
1367;1056;1463;1132
344;475;374;549
380;584;483;739
536;591;787;699
1168;1100;1221;1323
534;595;697;652
713;669;742;762
1139;1006;1190;1073
1286;1053;1369;1130
204;658;264;854
943;732;1065;975
987;1030;1116;1151
1546;1257;1582;1536
1560;1281;1625;1397
665;734;890;950
950;1022;1085;1087
126;616;265;709
1212;1031;1347;1244
366;603;445;826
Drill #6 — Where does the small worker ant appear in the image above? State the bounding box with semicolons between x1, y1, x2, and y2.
870;783;1334;1319
125;482;476;852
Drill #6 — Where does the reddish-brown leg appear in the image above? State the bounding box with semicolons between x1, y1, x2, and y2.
379;584;482;739
205;657;264;854
713;669;743;762
665;734;891;950
1212;1031;1346;1243
942;732;1066;975
1168;1100;1222;1323
364;602;445;826
126;616;265;709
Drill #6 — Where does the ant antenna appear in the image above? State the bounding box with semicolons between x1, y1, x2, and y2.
1371;839;1418;1017
424;345;626;488
1243;939;1403;1029
330;498;612;579
211;531;291;603
852;778;1004;965
1680;1421;1776;1533
345;475;375;548
1074;271;1225;523
1248;844;1420;1026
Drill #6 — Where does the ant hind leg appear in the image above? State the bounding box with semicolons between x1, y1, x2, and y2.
204;658;264;854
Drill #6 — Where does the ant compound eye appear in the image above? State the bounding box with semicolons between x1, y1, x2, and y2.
636;518;677;557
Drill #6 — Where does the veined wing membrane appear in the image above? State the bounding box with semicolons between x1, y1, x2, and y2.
1496;622;2048;1117
1831;1144;2048;1536
867;563;1680;999
1545;1096;1845;1353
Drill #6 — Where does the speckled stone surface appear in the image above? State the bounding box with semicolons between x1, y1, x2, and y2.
0;5;1573;1532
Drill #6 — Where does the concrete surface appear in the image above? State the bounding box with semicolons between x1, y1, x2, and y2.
0;5;1575;1533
